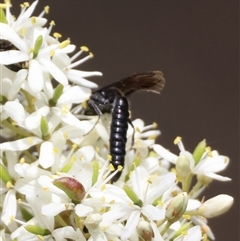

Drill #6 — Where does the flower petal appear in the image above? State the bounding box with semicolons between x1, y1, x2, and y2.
38;141;55;169
8;69;27;99
57;85;91;105
142;204;165;220
25;106;50;130
28;59;44;93
0;50;29;64
1;189;17;226
39;58;68;86
0;137;42;151
3;101;25;125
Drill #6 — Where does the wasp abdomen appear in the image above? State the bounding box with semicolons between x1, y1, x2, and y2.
110;96;129;182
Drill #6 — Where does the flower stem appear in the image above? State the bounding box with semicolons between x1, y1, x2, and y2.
160;221;172;236
55;214;68;227
188;180;204;197
23;150;37;163
2;119;31;137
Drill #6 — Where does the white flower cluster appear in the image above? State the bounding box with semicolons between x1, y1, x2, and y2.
0;1;234;241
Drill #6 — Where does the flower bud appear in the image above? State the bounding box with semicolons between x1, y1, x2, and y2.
166;192;188;223
53;177;86;203
123;185;143;207
92;160;99;185
137;220;154;241
193;139;206;164
198;194;233;218
40;116;50;140
0;164;13;183
49;84;64;107
33;35;43;58
25;225;50;235
0;8;7;24
176;154;191;179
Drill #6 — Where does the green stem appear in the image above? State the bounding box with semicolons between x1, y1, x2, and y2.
22;150;37;163
182;173;193;192
160;221;172;236
188;180;204;197
157;217;167;227
55;214;68;227
2;119;31;137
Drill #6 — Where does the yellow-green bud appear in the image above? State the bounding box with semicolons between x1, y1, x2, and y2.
40;116;50;140
193;139;206;164
49;84;64;107
0;164;13;183
123;185;143;207
33;35;43;58
25;225;50;235
166;192;188;223
92;160;99;185
176;154;191;179
0;8;7;23
124;156;141;182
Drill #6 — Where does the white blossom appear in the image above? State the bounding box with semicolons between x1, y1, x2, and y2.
0;1;233;241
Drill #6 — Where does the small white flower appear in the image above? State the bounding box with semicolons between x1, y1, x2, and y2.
0;1;233;241
173;226;202;241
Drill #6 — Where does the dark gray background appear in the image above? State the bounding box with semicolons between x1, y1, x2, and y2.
14;1;239;240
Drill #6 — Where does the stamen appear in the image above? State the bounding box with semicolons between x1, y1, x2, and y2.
174;136;185;152
46;21;55;36
44;5;50;14
23;2;30;7
0;3;7;8
6;181;13;188
53;148;59;153
59;39;70;49
53;32;62;39
19;157;25;163
205;146;212;157
20;28;26;36
31;16;36;24
70;45;89;62
27;137;33;144
38;5;49;18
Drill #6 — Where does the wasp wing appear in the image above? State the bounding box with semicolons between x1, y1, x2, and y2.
96;70;165;96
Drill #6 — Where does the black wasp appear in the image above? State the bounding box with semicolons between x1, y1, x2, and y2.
0;39;28;72
84;71;165;182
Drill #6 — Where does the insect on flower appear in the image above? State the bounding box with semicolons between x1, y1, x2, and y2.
0;39;28;72
84;71;165;182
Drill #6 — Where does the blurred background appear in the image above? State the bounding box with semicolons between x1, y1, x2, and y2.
13;1;239;240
